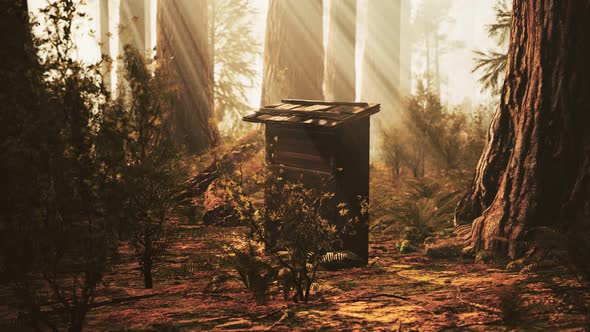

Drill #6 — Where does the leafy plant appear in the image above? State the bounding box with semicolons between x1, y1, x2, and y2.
220;167;356;303
473;0;512;95
380;80;487;177
223;237;276;303
0;1;122;330
210;0;260;137
114;46;186;289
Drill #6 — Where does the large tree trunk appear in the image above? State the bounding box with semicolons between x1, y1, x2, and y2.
99;0;112;93
362;0;402;159
261;0;324;106
325;0;356;101
455;0;590;258
157;0;219;153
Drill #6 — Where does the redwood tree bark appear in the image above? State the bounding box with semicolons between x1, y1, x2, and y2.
261;0;324;106
157;0;219;153
455;0;590;258
325;0;356;101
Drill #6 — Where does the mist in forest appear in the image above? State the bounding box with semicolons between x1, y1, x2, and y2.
27;0;501;132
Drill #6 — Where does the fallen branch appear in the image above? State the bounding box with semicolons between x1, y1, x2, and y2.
177;130;264;205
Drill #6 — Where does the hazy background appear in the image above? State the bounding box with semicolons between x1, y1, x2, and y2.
27;0;500;113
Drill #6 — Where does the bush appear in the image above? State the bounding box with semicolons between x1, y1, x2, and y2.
113;46;186;289
380;79;491;177
223;237;276;303
221;168;357;303
0;1;122;330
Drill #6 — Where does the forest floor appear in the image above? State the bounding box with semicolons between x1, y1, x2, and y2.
82;226;589;331
1;165;590;331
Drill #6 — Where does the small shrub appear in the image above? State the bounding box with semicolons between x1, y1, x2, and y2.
221;167;356;303
224;237;276;303
114;46;186;289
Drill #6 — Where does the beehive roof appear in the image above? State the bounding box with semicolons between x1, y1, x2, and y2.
242;99;380;129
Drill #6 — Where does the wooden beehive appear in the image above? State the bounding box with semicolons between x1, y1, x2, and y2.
243;99;380;263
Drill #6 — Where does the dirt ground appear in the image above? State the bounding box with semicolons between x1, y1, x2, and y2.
1;165;589;331
84;227;590;331
3;225;588;331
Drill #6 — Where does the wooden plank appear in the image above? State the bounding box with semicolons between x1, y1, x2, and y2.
280;99;369;107
244;104;380;128
258;107;350;120
329;105;365;114
272;103;302;110
272;151;331;172
297;104;336;112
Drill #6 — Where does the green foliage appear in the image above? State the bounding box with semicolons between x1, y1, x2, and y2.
0;1;120;330
210;0;259;137
473;50;507;96
223;237;276;303
473;0;512;95
112;46;186;289
220;168;353;303
392;178;460;247
487;0;512;44
380;80;489;177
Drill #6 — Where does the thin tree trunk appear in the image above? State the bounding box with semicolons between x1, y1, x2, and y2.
117;0;149;97
325;0;356;101
363;0;402;159
261;0;324;106
455;0;590;258
399;0;412;98
99;0;111;93
425;32;431;89
157;0;219;153
434;34;440;96
362;0;401;114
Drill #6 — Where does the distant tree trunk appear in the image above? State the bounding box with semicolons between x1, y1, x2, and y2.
399;0;411;98
362;0;401;159
434;34;440;96
425;32;431;90
117;0;149;96
455;0;590;258
325;0;356;101
261;0;324;106
99;0;111;93
157;0;219;153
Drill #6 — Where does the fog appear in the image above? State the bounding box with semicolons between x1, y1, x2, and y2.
27;0;503;115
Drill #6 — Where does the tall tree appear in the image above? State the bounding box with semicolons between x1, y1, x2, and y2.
362;0;401;160
100;0;112;93
261;0;324;106
412;0;452;96
117;0;150;96
157;0;219;153
399;0;412;98
362;0;401;118
325;0;356;101
209;0;259;137
455;0;590;259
